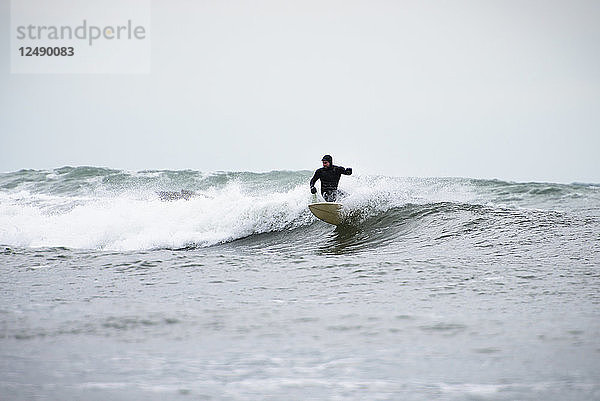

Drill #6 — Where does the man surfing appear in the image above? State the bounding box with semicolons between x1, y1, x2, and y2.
310;155;352;202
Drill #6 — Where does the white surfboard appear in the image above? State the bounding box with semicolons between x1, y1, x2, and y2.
308;202;343;225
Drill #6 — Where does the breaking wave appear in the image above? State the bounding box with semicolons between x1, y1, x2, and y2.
0;167;598;251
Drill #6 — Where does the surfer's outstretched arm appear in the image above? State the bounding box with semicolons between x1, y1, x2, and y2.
338;166;352;175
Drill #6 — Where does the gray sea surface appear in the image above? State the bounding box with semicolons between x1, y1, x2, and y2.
1;168;599;400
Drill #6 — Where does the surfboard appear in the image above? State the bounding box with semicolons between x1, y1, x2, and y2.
308;202;343;225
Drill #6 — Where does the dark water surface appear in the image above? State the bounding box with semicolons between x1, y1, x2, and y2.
1;168;599;400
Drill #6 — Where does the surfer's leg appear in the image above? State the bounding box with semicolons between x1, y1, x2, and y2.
322;191;335;202
335;190;347;200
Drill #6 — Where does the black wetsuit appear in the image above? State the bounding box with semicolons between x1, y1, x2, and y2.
310;165;352;202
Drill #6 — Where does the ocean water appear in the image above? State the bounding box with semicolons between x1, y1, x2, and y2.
0;167;599;400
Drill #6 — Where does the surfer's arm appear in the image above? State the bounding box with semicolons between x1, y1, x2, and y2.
309;170;320;192
338;166;352;175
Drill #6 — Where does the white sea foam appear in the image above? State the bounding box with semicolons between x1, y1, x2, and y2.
0;182;313;251
340;175;479;215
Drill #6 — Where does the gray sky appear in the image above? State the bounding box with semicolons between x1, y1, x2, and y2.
1;0;599;183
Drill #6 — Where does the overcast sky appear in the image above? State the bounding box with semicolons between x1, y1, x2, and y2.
1;0;599;183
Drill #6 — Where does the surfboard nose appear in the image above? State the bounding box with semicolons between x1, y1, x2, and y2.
308;202;343;225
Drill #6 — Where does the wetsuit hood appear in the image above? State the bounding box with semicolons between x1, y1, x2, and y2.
322;155;333;164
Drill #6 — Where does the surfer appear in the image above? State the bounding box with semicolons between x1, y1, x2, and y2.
310;155;352;202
